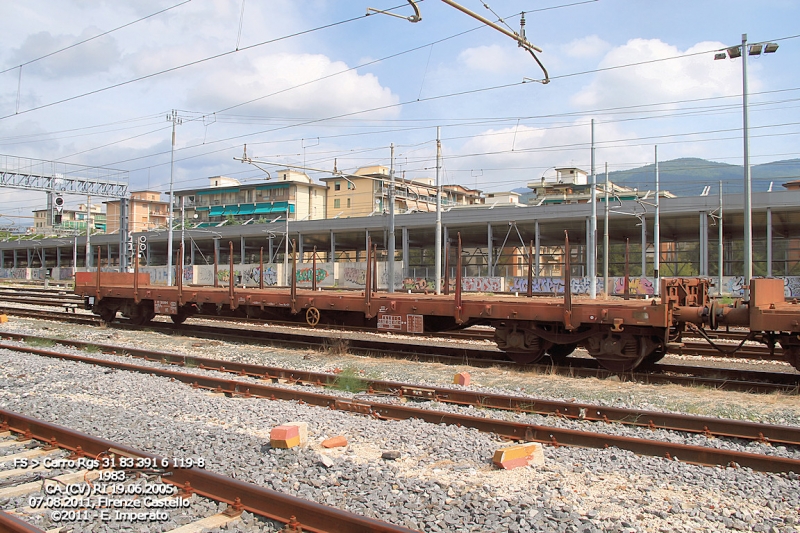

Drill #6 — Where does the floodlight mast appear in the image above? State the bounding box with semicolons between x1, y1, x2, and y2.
367;0;549;83
713;35;779;301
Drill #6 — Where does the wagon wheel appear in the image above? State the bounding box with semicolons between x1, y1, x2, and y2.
505;347;548;365
783;346;800;372
99;308;116;324
305;307;321;327
639;348;666;366
546;343;578;363
593;335;649;373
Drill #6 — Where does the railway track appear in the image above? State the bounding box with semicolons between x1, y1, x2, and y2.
6;333;800;446
1;306;798;393
0;410;415;533
1;340;798;474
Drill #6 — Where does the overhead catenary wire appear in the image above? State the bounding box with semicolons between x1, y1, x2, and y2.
0;0;193;76
2;6;797;208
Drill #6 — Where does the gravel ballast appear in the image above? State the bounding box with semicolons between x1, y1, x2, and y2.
1;317;800;532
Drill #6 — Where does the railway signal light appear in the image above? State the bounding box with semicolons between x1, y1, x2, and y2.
53;195;64;224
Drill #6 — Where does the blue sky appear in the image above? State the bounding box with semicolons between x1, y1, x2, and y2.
1;0;798;225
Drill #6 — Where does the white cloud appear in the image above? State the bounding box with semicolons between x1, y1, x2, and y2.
560;35;611;59
8;27;121;78
458;44;519;74
571;39;745;110
187;52;400;118
449;120;654;192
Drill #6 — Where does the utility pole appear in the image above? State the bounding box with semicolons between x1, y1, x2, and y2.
589;119;597;299
284;211;289;286
719;181;724;294
180;195;186;268
741;34;752;301
387;143;396;293
654;145;660;296
86;193;91;269
603;162;609;297
166;109;182;286
435;127;442;295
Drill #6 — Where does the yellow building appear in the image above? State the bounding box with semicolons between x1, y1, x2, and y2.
321;166;482;218
105;191;169;234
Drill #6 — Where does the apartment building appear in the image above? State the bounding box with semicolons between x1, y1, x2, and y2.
171;171;327;228
320;166;483;218
32;203;105;234
105;191;169;234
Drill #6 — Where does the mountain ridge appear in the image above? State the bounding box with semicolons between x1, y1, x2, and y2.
512;158;800;197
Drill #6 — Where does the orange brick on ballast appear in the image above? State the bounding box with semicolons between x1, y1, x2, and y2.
492;442;545;470
270;425;301;449
453;371;471;386
285;421;308;445
321;436;348;448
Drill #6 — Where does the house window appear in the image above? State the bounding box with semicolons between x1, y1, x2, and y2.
335;182;341;191
334;199;340;209
347;198;351;208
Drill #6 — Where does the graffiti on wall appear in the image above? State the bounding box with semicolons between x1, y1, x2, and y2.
195;264;281;286
506;277;566;294
784;277;800;298
402;277;432;291
56;268;74;281
343;266;366;287
720;276;744;297
0;268;28;280
296;263;333;287
399;277;499;293
462;277;503;292
612;277;654;296
506;276;654;295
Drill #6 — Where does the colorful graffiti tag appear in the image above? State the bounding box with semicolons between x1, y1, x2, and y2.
462;277;503;292
612;277;654;296
296;264;333;286
343;266;367;287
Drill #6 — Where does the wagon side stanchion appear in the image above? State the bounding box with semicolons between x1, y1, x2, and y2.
95;246;102;301
290;239;297;314
455;233;463;324
527;239;533;298
312;246;317;292
259;247;264;290
444;239;450;296
213;242;219;289
372;244;378;294
228;241;235;310
178;243;184;306
624;238;630;300
364;236;372;314
563;231;573;330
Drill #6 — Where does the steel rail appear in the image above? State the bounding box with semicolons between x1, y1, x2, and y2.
2;343;799;473
2;335;797;445
0;410;417;533
0;312;797;394
0;510;45;533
